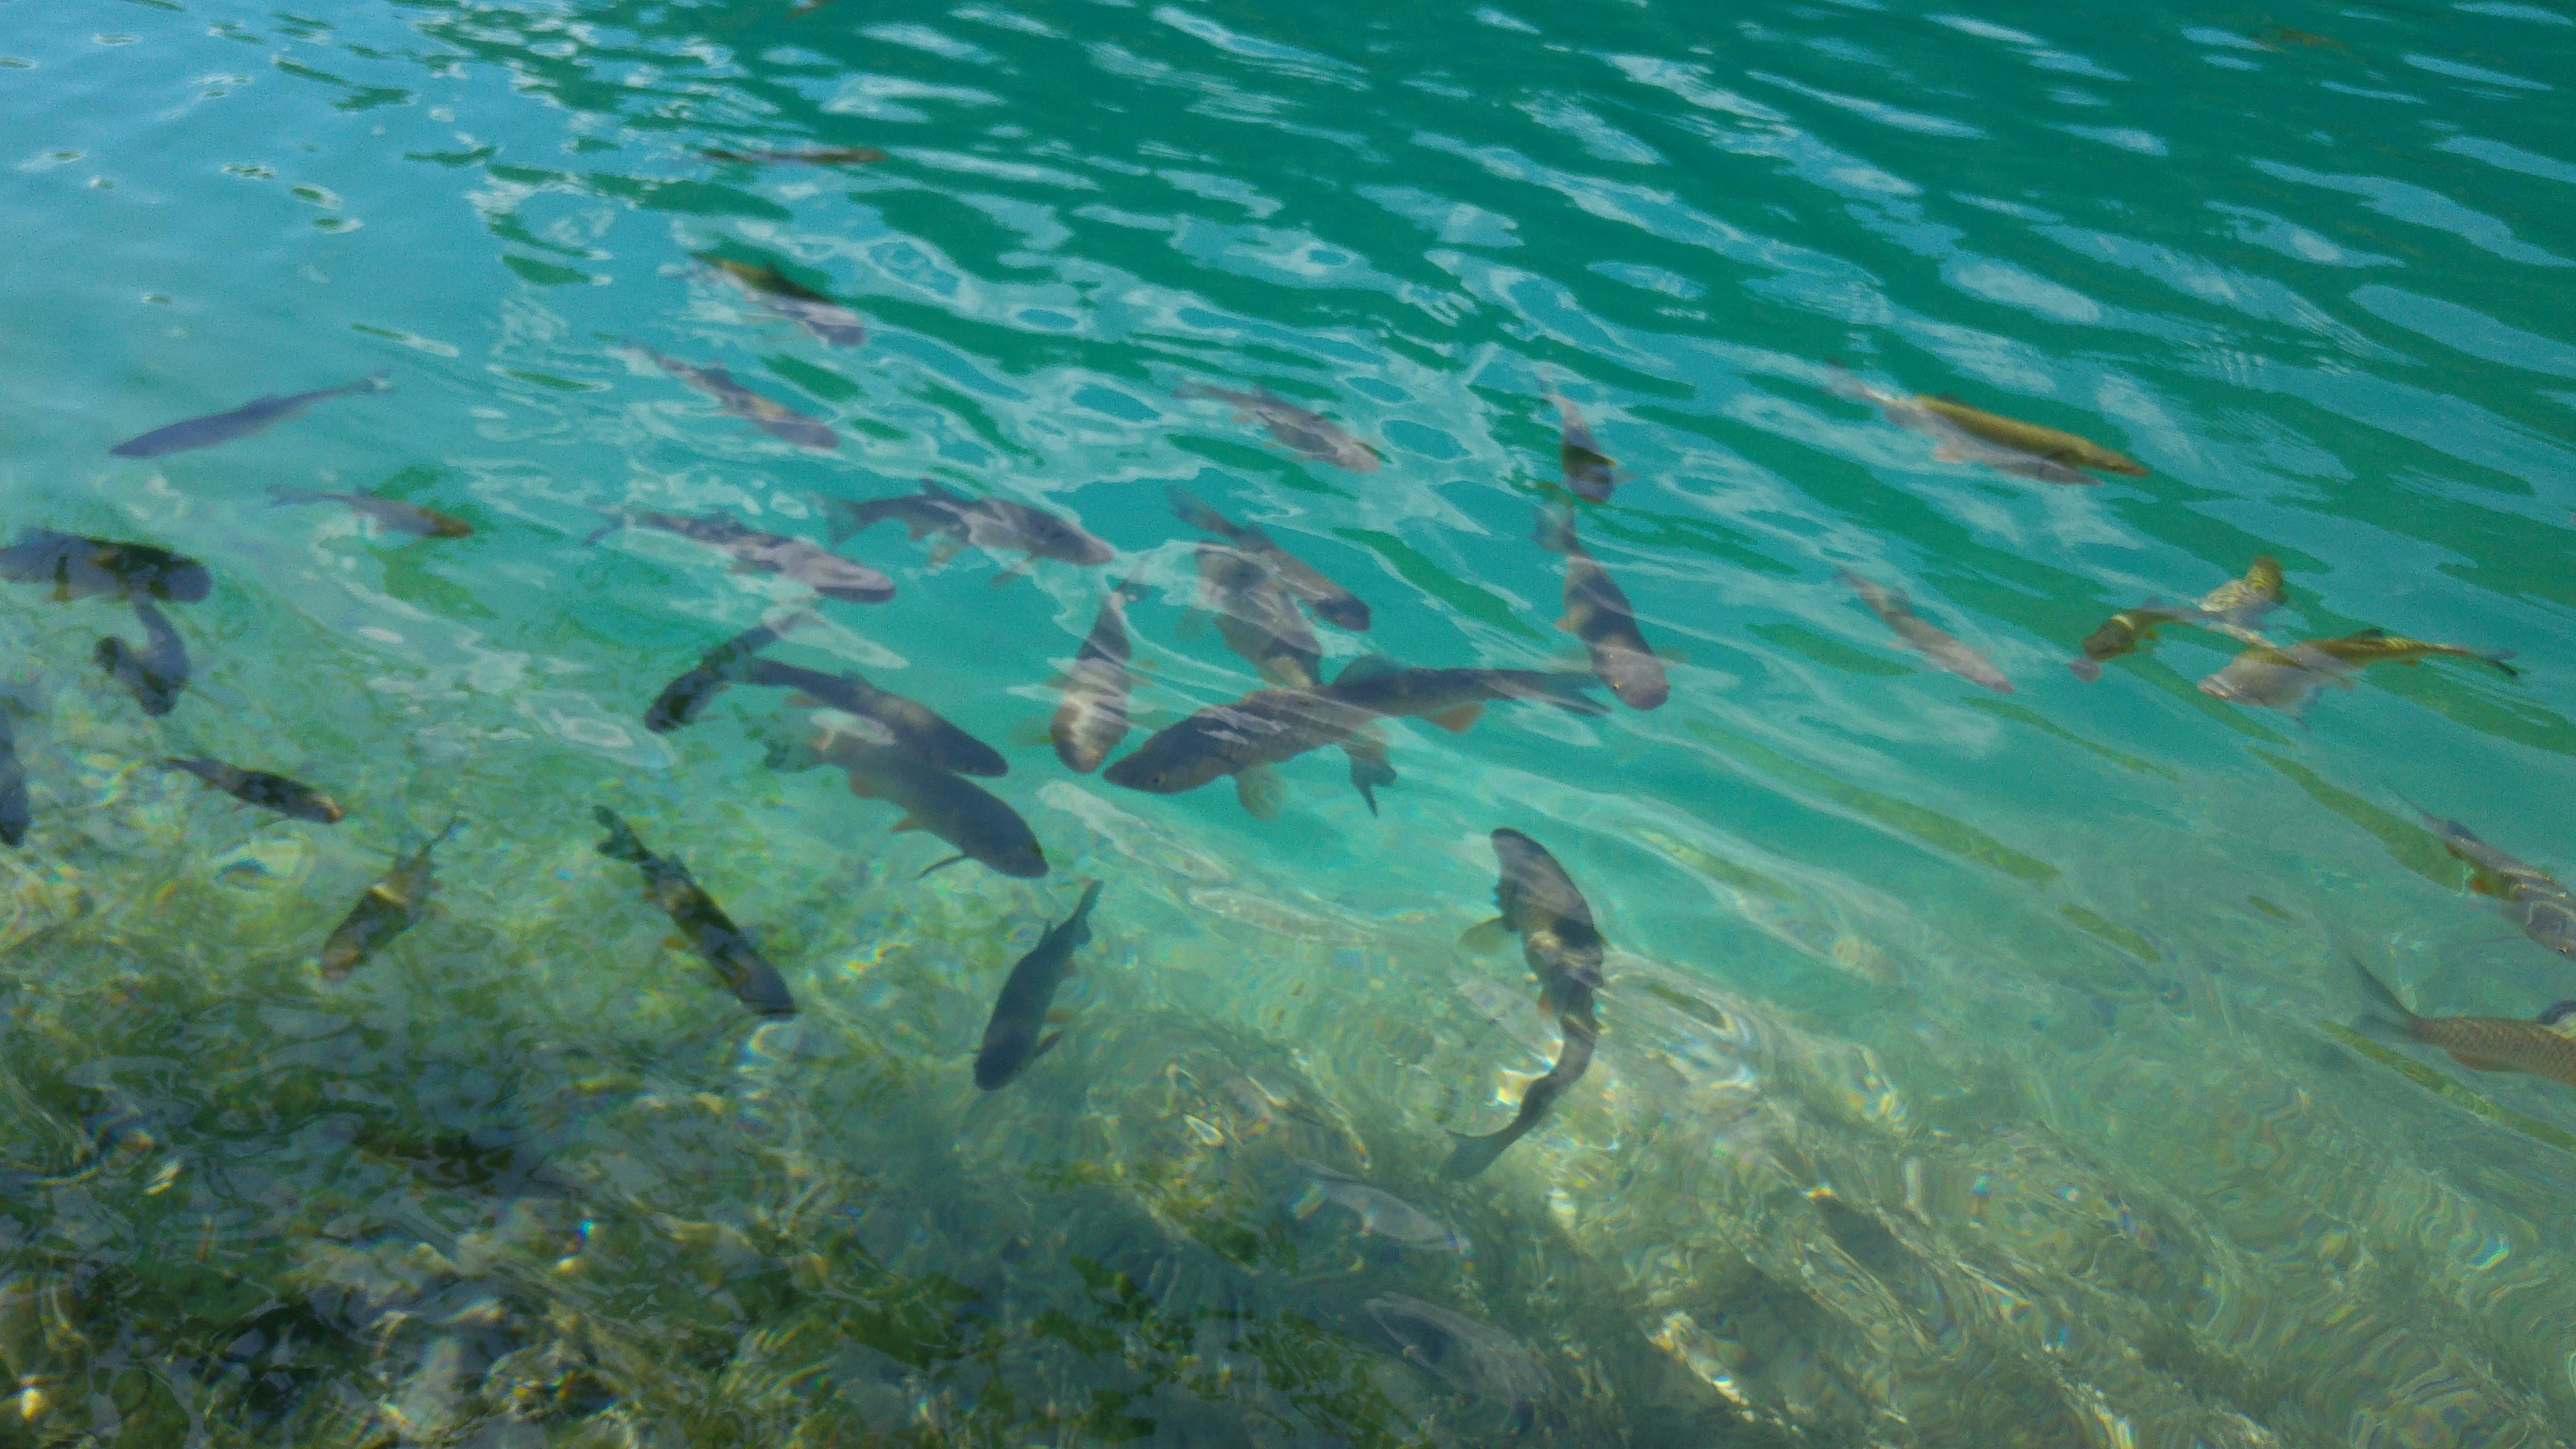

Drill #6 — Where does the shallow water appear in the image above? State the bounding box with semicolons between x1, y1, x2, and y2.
3;0;2575;1442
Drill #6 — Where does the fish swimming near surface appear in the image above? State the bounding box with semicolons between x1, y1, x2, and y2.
824;478;1113;581
643;612;815;733
1053;578;1146;773
0;713;27;848
1832;371;2144;484
270;488;472;539
1446;828;1605;1179
694;253;867;347
973;880;1104;1089
599;511;894;604
95;600;189;717
1197;542;1320;688
1325;655;1608;733
1177;382;1379;473
771;720;1047;878
162;757;343;824
2198;629;2516;716
1542;376;1626;502
321;816;460;979
740;657;1004;775
109;370;390;459
703;145;888;166
594;806;797;1018
626;343;839;450
1537;506;1666;710
2351;957;2576;1090
0;530;210;604
1837;568;2012;694
2070;557;2284;681
2406;804;2576;963
1167;485;1368;630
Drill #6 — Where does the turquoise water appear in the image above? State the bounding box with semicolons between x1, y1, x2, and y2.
4;0;2576;1441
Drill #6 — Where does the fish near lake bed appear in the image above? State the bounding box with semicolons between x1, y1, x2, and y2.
109;370;390;459
1538;506;1666;710
1177;382;1379;472
0;530;210;604
741;657;1005;776
1837;569;2011;694
1287;1161;1467;1252
773;720;1046;878
1053;578;1146;773
1445;828;1605;1180
95;600;189;717
163;757;343;824
2407;804;2576;963
643;612;815;734
594;806;796;1019
320;818;460;979
974;880;1103;1089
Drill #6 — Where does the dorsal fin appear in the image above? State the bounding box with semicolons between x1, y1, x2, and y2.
1335;653;1404;686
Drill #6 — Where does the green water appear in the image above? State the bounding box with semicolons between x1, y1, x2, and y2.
3;0;2576;1442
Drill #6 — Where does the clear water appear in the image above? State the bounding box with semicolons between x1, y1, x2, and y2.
3;0;2575;1442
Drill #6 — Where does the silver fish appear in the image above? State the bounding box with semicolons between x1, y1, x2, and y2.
628;343;839;450
1287;1161;1467;1251
1178;382;1379;472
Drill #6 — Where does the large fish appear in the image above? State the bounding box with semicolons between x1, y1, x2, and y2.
162;757;343;824
602;511;894;604
2407;804;2576;963
1446;828;1604;1180
772;720;1046;878
1167;486;1368;630
1326;655;1608;731
320;817;460;979
270;488;472;539
109;370;390;459
2070;556;2284;681
1837;569;2012;694
1537;506;1666;710
740;657;1004;776
1197;542;1320;688
0;713;26;848
627;343;839;450
695;253;867;347
825;478;1112;580
1177;382;1379;472
2198;629;2515;716
1542;376;1625;502
973;880;1104;1089
2352;957;2576;1090
0;530;209;604
1052;578;1146;773
95;600;189;718
1834;372;2144;483
643;612;814;733
593;806;797;1019
702;145;888;166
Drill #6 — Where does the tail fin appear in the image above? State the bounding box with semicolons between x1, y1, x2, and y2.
2477;649;2520;680
1440;1127;1517;1181
1344;736;1397;814
1526;672;1610;717
1533;504;1578;555
820;496;871;546
1165;484;1234;538
592;805;650;863
2349;955;2422;1042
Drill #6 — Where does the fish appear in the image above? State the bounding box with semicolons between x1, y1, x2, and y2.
1833;371;2143;482
1364;1296;1550;1421
2351;957;2576;1090
1197;543;1320;688
1287;1161;1467;1251
1542;375;1625;502
627;343;839;450
320;816;460;979
2198;555;2287;629
643;612;815;734
702;146;888;166
1167;486;1369;631
0;530;210;604
973;880;1104;1089
1536;506;1666;710
694;254;867;347
109;370;390;459
162;757;344;824
601;511;894;604
1177;382;1379;472
2198;630;2516;715
1446;828;1605;1179
95;600;189;717
269;488;472;539
1325;655;1609;731
2069;557;2283;681
1053;578;1146;773
2406;804;2576;962
1837;569;2012;694
824;478;1113;580
771;720;1047;878
739;657;1005;775
0;713;27;847
593;806;797;1018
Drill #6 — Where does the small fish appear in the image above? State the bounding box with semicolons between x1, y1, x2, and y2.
594;806;796;1018
1287;1161;1467;1251
1053;578;1146;773
627;343;839;450
603;511;894;604
1542;375;1625;502
2257;25;2349;50
741;657;1005;775
1364;1296;1550;1420
772;720;1047;878
643;612;815;734
162;757;344;823
2407;804;2576;962
1536;506;1666;710
0;713;27;848
973;881;1104;1089
1177;382;1379;472
1837;569;2012;693
694;253;866;347
270;488;472;539
1197;542;1320;688
1167;485;1368;630
825;478;1112;580
1833;371;2143;482
320;817;460;979
0;530;210;604
2198;555;2286;629
2352;957;2576;1089
2198;630;2514;715
702;146;888;166
109;370;390;459
95;600;189;717
1447;828;1605;1179
2070;558;2282;681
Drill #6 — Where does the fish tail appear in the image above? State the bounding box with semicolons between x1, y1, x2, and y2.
820;497;869;545
592;805;649;863
2349;955;2422;1038
1165;484;1232;537
1440;1128;1513;1181
1529;672;1610;716
1533;504;1578;554
2474;648;2519;679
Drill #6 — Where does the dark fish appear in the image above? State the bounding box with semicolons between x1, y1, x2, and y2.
973;880;1104;1089
1177;382;1379;472
1542;376;1625;502
825;478;1114;580
627;343;839;450
162;757;344;823
1167;486;1368;630
695;253;866;347
95;600;189;717
1537;506;1666;710
594;806;796;1018
1364;1296;1550;1421
771;721;1046;878
1837;568;2012;694
1446;828;1604;1179
270;488;471;539
1053;578;1146;773
740;657;1004;775
2408;804;2576;962
320;817;460;979
1326;654;1607;731
604;511;894;604
643;612;814;733
109;371;390;459
1197;542;1320;688
703;146;888;166
0;530;210;604
2353;957;2576;1089
0;713;27;847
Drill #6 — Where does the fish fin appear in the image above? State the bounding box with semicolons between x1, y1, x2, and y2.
579;515;626;547
1344;732;1395;814
1554;614;1578;635
843;771;881;800
1166;484;1231;536
1257;657;1319;688
2537;1001;2576;1031
1234;765;1284;821
917;853;970;879
2480;651;2520;679
989;555;1037;588
1460;918;1511;955
890;814;924;833
1426;703;1483;734
2349;955;2420;1036
1030;1030;1065;1061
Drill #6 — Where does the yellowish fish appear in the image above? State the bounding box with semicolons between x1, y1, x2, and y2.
2352;957;2576;1090
2070;556;2283;680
